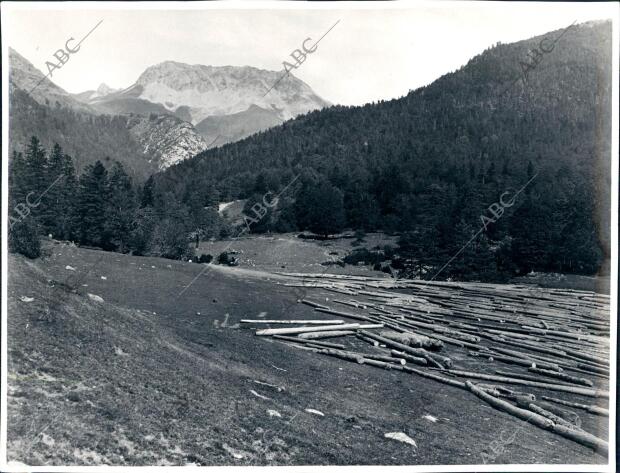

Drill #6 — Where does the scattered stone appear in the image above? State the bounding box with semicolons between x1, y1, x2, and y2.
65;265;76;271
385;432;417;447
114;346;128;356
19;296;34;303
87;293;104;303
41;433;55;447
267;409;282;418
423;415;438;423
305;408;325;417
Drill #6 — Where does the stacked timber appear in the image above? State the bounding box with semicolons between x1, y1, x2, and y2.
245;270;609;458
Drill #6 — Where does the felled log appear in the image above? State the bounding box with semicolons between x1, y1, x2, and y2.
541;396;609;416
565;366;609;380
494;370;574;387
466;381;608;455
355;352;407;366
416;330;481;350
483;347;561;371
522;325;599;343
301;299;330;309
515;399;579;429
379;330;443;350
446;370;609;398
560;350;609;368
497;338;568;358
576;362;608;375
528;367;593;387
356;333;380;347
317;348;364;364
241;319;344;325
256;323;382;336
271;335;345;349
402;365;466;388
390;350;428;366
534;400;584;425
317;348;405;370
333;299;367;309
433;326;481;343
298;330;356;339
314;307;374;322
477;351;553;370
358;331;446;369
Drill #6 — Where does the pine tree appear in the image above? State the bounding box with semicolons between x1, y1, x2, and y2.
22;136;48;227
43;143;66;236
104;162;136;252
77;161;109;247
140;175;155;208
59;153;80;241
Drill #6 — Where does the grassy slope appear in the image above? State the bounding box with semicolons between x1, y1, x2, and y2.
7;241;607;466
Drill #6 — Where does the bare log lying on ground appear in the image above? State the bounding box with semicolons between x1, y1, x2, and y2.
271;335;346;350
514;397;579;429
494;370;574;387
475;351;558;371
298;330;356;339
402;365;466;388
379;330;443;350
357;333;380;346
256;323;382;336
301;299;330;309
390;350;428;366
541;396;609;416
446;370;608;398
358;331;449;369
241;319;344;325
466;381;608;455
316;348;406;369
315;307;374;322
528;366;593;387
484;347;562;371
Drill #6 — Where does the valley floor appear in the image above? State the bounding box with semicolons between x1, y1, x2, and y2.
6;239;610;466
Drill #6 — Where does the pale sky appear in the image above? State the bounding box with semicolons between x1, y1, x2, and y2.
2;1;617;106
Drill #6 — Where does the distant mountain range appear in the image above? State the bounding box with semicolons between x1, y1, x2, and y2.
8;48;329;176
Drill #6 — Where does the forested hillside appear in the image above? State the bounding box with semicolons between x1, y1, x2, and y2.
9;89;158;179
8;138;227;261
153;20;611;278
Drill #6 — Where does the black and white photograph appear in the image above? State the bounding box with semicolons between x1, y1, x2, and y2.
1;1;618;471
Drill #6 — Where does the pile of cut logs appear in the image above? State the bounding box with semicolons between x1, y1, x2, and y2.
243;273;610;456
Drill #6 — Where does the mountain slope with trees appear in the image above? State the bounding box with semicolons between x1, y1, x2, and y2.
9;21;612;282
151;20;612;279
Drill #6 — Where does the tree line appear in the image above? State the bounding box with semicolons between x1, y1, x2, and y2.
8;137;228;260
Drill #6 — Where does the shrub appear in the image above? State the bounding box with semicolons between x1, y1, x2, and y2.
217;252;232;265
9;219;41;259
198;254;213;264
